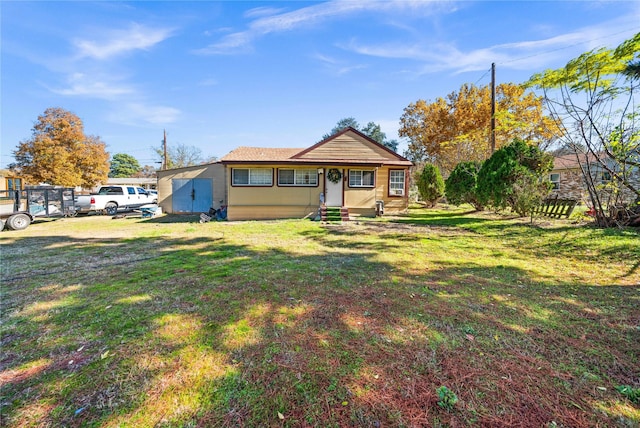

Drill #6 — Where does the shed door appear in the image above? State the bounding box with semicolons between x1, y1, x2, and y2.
172;179;213;213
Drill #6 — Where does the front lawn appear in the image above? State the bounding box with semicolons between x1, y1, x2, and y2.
1;208;638;427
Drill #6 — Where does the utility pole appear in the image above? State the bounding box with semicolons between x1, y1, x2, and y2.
490;62;496;154
163;129;168;170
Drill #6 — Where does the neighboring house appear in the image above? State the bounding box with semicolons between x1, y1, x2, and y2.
549;155;587;201
157;127;413;220
0;169;24;193
0;170;25;215
550;153;640;204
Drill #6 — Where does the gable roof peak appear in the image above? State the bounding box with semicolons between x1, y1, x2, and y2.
294;127;409;163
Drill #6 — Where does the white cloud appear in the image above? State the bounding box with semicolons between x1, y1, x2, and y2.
342;13;640;75
243;6;287;19
312;53;367;76
198;77;218;87
108;103;181;126
74;23;174;60
49;73;134;99
196;0;453;55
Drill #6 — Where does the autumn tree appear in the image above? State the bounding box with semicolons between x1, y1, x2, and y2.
109;153;141;178
322;117;399;152
527;33;640;227
12;107;109;188
399;83;560;174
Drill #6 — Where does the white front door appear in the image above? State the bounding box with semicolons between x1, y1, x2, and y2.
325;168;343;207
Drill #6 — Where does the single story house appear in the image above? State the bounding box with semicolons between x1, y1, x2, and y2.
157;127;413;221
550;152;639;204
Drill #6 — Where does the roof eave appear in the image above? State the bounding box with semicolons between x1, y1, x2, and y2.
220;159;413;167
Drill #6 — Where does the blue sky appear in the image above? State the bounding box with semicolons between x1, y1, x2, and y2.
2;1;639;169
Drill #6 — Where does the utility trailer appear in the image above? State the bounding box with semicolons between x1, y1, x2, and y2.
0;186;76;231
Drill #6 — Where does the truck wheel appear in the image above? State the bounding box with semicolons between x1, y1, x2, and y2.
7;213;31;230
105;202;118;216
0;219;5;231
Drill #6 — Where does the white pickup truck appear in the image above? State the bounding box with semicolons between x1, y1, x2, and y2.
75;185;157;215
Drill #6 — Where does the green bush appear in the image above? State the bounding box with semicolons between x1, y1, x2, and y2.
445;161;483;210
477;139;553;216
417;164;445;207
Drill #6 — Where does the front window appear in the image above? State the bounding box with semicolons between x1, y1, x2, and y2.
232;168;273;186
278;169;318;186
349;170;375;188
550;173;560;190
389;170;405;196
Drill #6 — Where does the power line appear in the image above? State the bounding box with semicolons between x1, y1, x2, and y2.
474;67;492;86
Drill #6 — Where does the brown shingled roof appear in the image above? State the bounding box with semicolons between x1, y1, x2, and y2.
553;152;602;170
220;147;304;162
553;154;581;170
219;129;412;166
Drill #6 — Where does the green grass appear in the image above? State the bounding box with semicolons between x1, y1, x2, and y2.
1;208;638;427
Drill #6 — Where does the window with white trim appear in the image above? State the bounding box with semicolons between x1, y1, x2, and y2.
232;168;273;186
389;170;405;196
348;169;374;187
549;173;560;190
278;169;318;186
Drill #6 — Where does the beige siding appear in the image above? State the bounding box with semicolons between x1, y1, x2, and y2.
226;164;322;221
341;167;409;217
380;198;408;214
376;168;409;214
0;171;25;192
344;187;376;212
157;163;226;214
160;163;410;219
297;134;398;161
228;205;319;221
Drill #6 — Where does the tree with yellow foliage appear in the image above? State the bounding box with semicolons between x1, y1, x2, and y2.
12;107;109;188
399;83;560;173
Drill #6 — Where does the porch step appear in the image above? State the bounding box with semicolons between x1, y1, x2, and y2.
321;206;349;222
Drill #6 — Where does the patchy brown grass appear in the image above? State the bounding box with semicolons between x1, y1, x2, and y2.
1;209;638;427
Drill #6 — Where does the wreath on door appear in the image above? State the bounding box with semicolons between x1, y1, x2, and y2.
327;168;342;184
